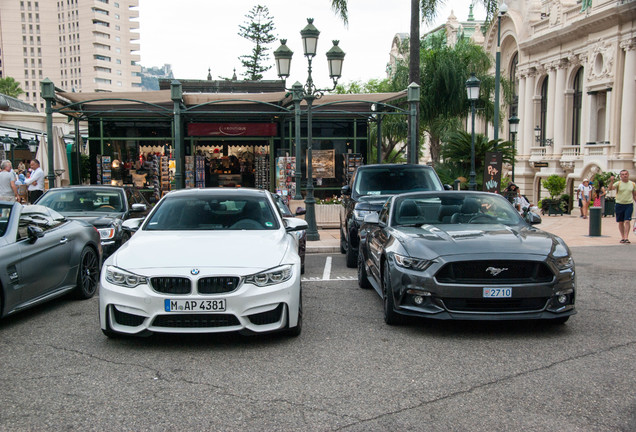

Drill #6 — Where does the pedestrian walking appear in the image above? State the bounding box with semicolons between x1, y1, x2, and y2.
24;159;45;203
593;178;606;210
0;160;20;202
576;178;593;219
607;170;636;244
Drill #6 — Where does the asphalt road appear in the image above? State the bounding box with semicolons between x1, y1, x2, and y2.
0;246;634;431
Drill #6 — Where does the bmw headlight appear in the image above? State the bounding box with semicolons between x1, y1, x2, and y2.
105;266;148;288
393;253;433;271
245;265;293;287
354;209;375;221
98;227;116;240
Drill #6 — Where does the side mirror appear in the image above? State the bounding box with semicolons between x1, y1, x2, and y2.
295;207;306;216
444;184;453;190
525;211;542;225
341;185;352;196
27;225;44;243
122;217;144;233
130;203;147;213
285;217;308;232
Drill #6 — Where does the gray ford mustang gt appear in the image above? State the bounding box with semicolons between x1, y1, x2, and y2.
357;191;576;325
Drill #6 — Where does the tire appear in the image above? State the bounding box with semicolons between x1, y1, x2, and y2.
357;250;371;289
345;235;357;268
550;316;570;325
120;231;131;246
339;228;346;254
73;246;99;299
286;289;302;337
382;260;403;325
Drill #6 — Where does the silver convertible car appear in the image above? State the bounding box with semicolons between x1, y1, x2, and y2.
0;202;101;318
357;191;576;325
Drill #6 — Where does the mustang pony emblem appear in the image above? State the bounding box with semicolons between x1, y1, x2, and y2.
485;266;508;276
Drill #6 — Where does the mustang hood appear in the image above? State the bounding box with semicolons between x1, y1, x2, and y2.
112;230;290;270
395;224;561;257
61;212;123;227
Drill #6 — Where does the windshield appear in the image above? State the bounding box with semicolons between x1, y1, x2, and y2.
354;167;442;198
37;189;125;213
392;193;524;227
0;204;13;237
144;194;280;231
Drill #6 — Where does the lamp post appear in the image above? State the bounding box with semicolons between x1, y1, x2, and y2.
493;2;508;149
466;73;481;191
274;18;345;241
534;125;553;146
1;135;14;160
508;115;519;181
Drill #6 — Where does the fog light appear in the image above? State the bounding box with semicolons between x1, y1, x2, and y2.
414;296;424;305
558;294;568;304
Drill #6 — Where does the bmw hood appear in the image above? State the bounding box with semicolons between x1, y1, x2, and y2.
111;230;291;271
395;224;564;257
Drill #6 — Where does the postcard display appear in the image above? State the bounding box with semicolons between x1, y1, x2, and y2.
275;156;296;204
195;155;206;188
254;154;270;190
95;155;112;185
159;156;171;196
345;153;363;184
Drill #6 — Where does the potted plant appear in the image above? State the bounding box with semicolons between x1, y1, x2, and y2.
541;175;566;216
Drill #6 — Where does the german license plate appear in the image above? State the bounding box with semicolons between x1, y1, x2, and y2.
164;299;226;312
483;288;512;298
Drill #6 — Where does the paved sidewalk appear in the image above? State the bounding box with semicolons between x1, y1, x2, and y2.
306;210;631;254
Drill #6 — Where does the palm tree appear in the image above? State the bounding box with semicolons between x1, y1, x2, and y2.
0;77;24;98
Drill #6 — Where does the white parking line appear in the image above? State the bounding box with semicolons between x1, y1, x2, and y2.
302;276;357;282
322;256;332;280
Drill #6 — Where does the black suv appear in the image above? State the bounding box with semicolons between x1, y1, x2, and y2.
339;164;444;267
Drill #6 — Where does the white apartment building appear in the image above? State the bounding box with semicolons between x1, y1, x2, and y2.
0;0;141;111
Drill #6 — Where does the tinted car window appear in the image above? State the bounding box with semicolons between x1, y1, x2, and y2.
354;166;442;197
0;204;13;237
37;189;125;213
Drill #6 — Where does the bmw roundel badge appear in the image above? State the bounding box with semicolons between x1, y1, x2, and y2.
191;269;200;275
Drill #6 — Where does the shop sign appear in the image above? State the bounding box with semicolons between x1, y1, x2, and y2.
187;123;277;137
533;161;549;167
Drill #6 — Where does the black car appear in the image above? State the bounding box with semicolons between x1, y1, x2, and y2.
0;202;101;318
358;191;576;325
340;164;444;268
35;185;150;257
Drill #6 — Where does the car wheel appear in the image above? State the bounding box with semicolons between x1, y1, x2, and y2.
357;250;371;289
339;228;346;254
286;290;302;337
550;316;570;325
120;231;131;245
382;260;403;325
73;246;99;299
345;235;357;268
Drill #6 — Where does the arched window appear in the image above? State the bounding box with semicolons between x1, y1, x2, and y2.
572;67;583;146
509;53;519;119
540;77;548;146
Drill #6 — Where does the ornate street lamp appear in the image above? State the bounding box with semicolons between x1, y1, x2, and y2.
1;135;14;161
274;19;345;241
466;73;481;191
508;115;519;181
27;137;40;153
493;2;508;148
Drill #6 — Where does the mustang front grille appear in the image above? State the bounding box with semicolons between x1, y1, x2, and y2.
435;260;553;284
150;277;192;294
152;314;240;328
198;276;240;294
441;297;549;313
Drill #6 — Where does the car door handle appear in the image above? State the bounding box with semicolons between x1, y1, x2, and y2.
59;237;69;244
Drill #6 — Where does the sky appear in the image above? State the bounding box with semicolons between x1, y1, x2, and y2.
138;0;486;86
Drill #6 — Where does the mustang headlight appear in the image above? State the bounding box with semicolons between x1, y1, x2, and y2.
245;265;293;287
105;266;148;288
353;209;375;221
553;255;574;270
393;253;433;271
98;227;116;240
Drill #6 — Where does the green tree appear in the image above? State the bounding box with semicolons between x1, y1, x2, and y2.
0;77;24;98
439;130;515;189
238;5;277;81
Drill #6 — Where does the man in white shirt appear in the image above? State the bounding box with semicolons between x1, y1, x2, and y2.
24;159;45;203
